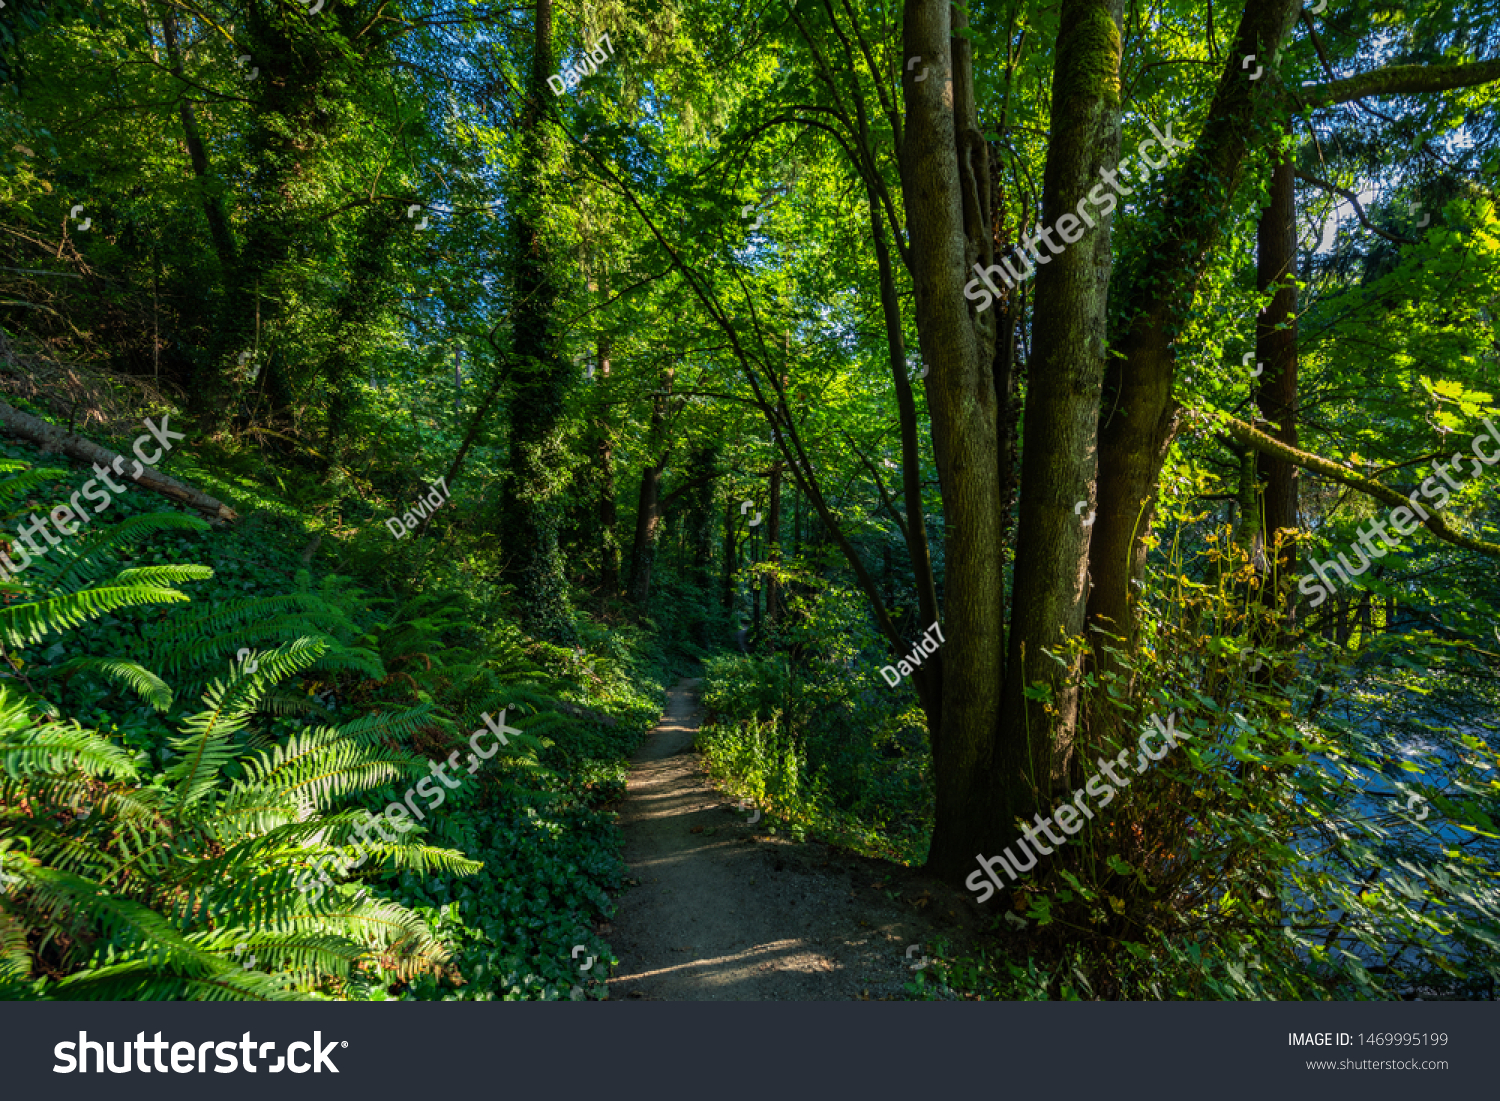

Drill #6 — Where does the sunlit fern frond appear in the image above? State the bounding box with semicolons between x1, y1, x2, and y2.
0;583;192;648
164;639;328;809
37;656;174;711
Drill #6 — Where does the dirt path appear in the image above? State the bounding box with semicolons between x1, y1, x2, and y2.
606;677;976;1001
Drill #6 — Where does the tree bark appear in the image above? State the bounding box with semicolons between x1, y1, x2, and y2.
0;401;237;522
500;0;575;641
998;0;1124;811
900;0;1007;877
1088;0;1303;662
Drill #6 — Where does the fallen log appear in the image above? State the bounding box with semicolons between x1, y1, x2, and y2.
0;400;238;523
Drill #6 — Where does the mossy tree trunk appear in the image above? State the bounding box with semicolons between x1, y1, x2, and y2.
1087;0;1303;661
500;0;575;642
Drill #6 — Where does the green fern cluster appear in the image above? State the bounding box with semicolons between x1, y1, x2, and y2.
0;456;626;1001
0;640;481;1000
0;460;484;999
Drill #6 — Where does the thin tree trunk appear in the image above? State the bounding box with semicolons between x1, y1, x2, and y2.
1257;146;1301;602
160;8;237;275
598;427;619;599
626;463;662;606
766;460;782;623
721;498;736;612
626;369;673;607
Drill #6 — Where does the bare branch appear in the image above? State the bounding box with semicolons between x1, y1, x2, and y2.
1293;171;1416;245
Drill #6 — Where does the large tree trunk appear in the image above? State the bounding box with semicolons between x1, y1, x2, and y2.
997;0;1124;814
500;0;575;642
900;0;1007;878
901;0;1125;876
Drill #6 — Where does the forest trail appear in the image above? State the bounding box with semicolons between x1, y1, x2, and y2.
606;677;972;1000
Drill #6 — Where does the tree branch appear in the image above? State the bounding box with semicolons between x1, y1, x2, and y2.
1293;170;1415;245
1216;413;1500;556
1297;58;1500;111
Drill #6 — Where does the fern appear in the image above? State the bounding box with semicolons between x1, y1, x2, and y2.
0;466;71;508
2;665;476;998
165;639;329;808
0;584;194;648
38;657;174;711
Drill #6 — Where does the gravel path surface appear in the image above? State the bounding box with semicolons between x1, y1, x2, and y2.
605;677;981;1001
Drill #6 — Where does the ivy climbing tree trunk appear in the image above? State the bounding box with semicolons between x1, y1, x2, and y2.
500;0;575;642
1088;0;1303;663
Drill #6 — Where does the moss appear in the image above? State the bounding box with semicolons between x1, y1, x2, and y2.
1057;1;1123;112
